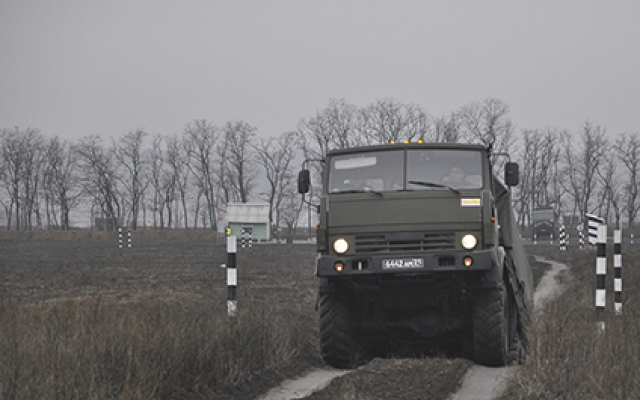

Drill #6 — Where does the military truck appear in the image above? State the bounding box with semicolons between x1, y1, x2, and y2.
532;206;556;239
298;142;533;368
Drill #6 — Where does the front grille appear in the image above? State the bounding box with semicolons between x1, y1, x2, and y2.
355;232;455;253
380;281;439;308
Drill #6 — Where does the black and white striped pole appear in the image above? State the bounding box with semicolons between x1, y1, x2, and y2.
587;213;604;246
559;226;566;251
241;228;253;249
614;229;622;315
119;227;123;249
596;224;607;331
227;236;237;317
127;228;132;248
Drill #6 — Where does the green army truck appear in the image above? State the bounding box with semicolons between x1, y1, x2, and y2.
298;142;533;368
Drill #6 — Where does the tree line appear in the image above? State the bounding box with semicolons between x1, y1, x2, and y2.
1;97;638;233
0;120;300;234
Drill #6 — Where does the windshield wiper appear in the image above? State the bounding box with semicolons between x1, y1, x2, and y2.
337;189;384;197
408;180;460;195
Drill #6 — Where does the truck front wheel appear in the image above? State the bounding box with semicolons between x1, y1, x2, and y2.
472;280;512;366
318;293;358;369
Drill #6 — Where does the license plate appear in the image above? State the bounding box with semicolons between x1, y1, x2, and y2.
382;258;425;269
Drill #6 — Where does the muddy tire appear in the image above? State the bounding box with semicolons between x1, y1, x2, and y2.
472;282;510;366
319;293;357;369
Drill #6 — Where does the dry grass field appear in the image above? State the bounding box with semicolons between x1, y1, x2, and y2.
0;229;551;400
3;230;637;399
0;230;323;400
501;245;640;400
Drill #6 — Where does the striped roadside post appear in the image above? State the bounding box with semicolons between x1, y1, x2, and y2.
241;228;254;248
559;226;566;251
596;225;607;330
118;227;123;249
587;213;605;245
614;229;622;315
127;227;132;248
227;236;237;317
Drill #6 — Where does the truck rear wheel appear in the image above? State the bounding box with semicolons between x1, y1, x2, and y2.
472;281;511;366
318;293;358;369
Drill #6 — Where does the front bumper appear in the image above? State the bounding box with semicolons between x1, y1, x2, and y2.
316;249;497;277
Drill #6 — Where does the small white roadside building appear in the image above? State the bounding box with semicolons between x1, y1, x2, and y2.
225;202;271;241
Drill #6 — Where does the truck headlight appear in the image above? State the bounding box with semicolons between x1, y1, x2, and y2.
461;234;477;250
333;238;349;254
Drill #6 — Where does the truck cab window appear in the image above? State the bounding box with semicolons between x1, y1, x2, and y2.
329;150;404;193
406;149;483;190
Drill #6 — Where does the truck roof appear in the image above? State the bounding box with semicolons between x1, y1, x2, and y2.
327;142;488;156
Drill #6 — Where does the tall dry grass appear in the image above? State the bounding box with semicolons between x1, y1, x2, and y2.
502;246;640;400
0;295;317;400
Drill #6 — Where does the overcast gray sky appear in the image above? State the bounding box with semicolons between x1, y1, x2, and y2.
1;1;639;141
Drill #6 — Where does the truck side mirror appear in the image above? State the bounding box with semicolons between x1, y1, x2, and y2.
505;162;519;186
298;169;310;194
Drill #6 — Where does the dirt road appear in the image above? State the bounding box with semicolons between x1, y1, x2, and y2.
258;255;568;400
447;256;569;400
257;369;350;400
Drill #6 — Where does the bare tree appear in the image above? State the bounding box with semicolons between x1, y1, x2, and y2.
460;98;515;156
431;112;464;143
113;130;149;229
254;132;298;237
42;136;82;229
297;99;366;201
222;121;258;204
19;129;46;229
361;98;428;144
518;128;564;217
165;133;191;228
0;127;22;229
298;99;363;163
561;121;607;229
184;120;220;230
147;134;169;228
0;127;45;230
75;135;122;230
614;132;640;229
280;181;305;240
596;146;622;227
515;129;541;228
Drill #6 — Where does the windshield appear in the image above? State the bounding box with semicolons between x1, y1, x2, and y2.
328;148;484;193
532;210;554;220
